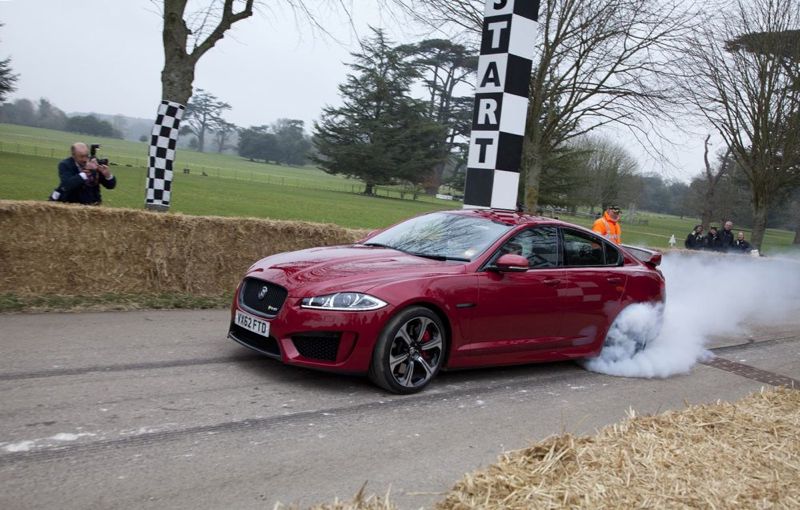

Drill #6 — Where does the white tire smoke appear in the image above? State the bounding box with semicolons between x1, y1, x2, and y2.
583;251;800;378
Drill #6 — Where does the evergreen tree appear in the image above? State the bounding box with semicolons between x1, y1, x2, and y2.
399;39;476;193
312;29;446;195
0;24;18;103
238;125;278;162
182;89;231;152
0;56;16;103
65;115;122;138
36;98;67;130
272;119;311;166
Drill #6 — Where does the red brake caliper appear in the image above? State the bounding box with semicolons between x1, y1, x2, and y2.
420;328;432;361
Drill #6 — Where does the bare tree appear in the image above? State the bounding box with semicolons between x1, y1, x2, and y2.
679;0;800;249
146;0;350;210
389;0;697;211
157;0;355;106
700;135;732;229
574;136;640;211
159;0;255;106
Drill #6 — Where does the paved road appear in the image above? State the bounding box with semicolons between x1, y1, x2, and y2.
1;310;798;509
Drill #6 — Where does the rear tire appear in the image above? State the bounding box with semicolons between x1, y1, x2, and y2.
369;306;446;394
598;303;664;362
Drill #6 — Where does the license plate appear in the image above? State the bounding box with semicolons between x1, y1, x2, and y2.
235;310;271;338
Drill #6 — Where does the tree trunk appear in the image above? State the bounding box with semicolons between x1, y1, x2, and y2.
791;199;800;245
424;161;446;195
521;59;547;213
160;1;195;105
700;202;714;231
364;182;375;195
146;5;194;212
522;140;543;212
750;202;768;251
197;126;205;153
161;60;195;106
147;0;254;211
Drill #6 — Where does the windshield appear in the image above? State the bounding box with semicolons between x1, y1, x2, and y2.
363;212;513;262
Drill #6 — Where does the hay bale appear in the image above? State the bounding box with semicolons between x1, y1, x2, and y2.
437;388;800;509
279;389;798;509
0;200;366;297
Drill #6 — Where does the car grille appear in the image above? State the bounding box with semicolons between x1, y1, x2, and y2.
292;333;341;362
229;324;281;358
240;278;288;318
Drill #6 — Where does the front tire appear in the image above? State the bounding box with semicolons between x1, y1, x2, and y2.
369;306;446;394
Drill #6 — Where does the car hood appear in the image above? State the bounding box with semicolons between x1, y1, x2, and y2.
246;245;468;295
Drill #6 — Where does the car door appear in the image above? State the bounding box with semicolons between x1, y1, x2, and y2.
558;228;627;348
466;226;567;357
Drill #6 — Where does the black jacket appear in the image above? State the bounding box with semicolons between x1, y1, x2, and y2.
57;157;116;204
719;229;735;252
733;239;752;253
705;233;722;251
685;232;705;250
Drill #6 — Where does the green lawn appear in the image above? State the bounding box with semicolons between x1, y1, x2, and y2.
0;123;368;191
0;152;458;228
1;123;795;249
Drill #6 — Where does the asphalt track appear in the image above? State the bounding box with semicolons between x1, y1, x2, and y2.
1;310;798;509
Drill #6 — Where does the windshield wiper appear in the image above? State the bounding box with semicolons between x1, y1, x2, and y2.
359;242;396;249
406;252;470;262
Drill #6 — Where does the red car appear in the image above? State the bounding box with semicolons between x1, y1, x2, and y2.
228;209;665;393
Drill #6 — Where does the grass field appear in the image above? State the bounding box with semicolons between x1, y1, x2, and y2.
0;152;458;228
0;123;397;193
1;123;796;249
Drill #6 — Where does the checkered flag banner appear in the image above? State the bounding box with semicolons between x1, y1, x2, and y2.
146;100;185;209
463;0;540;210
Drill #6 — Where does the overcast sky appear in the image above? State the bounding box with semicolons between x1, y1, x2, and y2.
1;0;712;182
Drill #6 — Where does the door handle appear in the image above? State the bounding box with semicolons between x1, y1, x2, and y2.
543;278;561;286
606;277;623;285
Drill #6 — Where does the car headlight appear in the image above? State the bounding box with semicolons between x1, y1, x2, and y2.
300;293;387;311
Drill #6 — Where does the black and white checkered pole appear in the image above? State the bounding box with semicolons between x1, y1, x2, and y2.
463;0;540;210
145;100;185;211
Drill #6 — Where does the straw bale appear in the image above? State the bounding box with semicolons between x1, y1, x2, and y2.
437;388;800;509
287;389;799;509
0;200;366;297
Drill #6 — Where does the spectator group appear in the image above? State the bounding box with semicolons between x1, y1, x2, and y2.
684;221;753;254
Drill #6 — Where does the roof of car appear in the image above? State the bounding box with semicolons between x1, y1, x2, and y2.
445;208;563;226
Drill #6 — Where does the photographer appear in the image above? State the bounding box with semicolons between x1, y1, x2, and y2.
52;142;116;205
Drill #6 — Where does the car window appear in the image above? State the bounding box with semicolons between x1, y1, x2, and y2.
562;229;606;266
604;242;621;266
493;227;559;269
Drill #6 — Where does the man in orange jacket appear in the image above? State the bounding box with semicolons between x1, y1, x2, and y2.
592;205;622;245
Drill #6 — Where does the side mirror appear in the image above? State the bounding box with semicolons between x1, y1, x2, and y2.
491;254;529;273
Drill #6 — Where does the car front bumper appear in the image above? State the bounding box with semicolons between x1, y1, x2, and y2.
228;295;393;374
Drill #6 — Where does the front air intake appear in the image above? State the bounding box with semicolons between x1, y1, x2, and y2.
292;333;341;362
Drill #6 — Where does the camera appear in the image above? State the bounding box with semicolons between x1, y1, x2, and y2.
90;143;109;166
